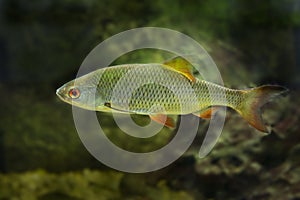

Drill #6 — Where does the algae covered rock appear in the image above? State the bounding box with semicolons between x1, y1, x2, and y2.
0;169;123;200
0;169;194;200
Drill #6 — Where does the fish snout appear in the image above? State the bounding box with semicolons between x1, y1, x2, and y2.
56;85;68;101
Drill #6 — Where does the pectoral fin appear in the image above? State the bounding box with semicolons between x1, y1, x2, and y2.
104;102;129;114
163;56;196;83
149;114;175;129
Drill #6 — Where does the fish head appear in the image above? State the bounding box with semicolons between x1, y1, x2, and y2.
56;75;107;111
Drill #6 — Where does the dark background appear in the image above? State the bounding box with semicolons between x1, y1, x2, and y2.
0;0;299;199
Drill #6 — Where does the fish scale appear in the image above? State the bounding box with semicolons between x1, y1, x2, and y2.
93;64;243;114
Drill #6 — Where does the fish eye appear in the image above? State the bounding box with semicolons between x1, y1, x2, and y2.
68;88;80;99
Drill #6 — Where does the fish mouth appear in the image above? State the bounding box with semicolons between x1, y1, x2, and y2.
56;86;69;103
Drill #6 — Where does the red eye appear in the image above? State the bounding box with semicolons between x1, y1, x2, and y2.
68;88;80;99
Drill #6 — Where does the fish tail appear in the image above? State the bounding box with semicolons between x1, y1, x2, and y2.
236;85;288;133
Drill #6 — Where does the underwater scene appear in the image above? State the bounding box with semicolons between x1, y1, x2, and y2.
0;0;299;199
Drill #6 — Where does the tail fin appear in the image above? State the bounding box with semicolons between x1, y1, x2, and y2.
236;85;288;133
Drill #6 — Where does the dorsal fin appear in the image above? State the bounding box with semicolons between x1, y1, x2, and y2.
163;56;196;83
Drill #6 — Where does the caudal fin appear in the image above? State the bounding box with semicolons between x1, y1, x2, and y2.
237;85;288;133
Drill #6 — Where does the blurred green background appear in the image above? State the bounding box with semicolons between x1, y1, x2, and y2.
0;0;299;199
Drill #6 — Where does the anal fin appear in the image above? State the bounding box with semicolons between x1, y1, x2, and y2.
193;107;220;119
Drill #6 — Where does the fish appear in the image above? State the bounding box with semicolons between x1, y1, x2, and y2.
56;56;287;133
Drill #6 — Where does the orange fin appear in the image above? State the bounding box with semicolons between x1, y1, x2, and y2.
163;56;196;83
236;85;288;133
193;107;220;119
149;114;175;129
